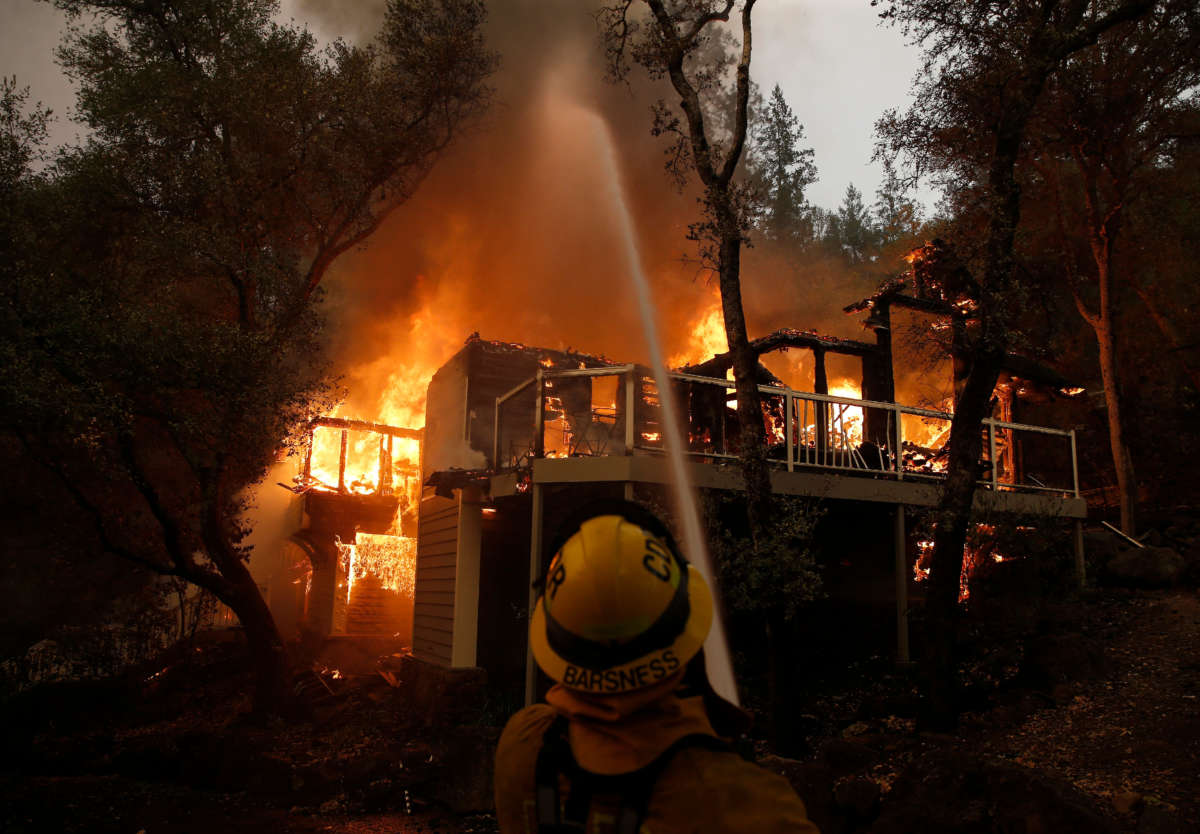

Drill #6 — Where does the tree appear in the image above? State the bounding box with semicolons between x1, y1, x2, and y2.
1026;6;1200;534
1;0;496;713
873;157;923;248
833;182;874;262
599;0;777;545
875;0;1159;728
746;83;818;244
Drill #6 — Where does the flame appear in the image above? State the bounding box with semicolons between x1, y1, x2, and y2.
338;532;417;598
670;302;727;368
335;532;417;635
912;523;1008;601
826;379;865;448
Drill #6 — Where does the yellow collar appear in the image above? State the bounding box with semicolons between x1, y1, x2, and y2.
545;672;717;775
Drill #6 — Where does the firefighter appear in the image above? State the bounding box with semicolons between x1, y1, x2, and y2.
494;500;819;833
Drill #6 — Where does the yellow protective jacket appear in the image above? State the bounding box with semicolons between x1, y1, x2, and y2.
494;682;819;834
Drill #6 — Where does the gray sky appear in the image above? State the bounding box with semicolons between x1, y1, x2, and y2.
0;0;924;211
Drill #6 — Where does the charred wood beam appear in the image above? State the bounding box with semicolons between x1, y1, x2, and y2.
1000;354;1073;390
681;328;878;378
846;290;1074;392
844;283;958;319
312;416;422;439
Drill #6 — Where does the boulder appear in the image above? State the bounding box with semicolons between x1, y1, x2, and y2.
1136;800;1191;834
1106;547;1185;588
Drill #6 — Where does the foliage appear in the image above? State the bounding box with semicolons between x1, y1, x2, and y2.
0;0;496;710
745;83;817;244
704;491;822;623
872;0;1163;727
0;578;196;696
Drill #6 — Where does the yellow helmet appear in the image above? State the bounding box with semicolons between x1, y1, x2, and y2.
529;501;713;695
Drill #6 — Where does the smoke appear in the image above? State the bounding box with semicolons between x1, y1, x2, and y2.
289;0;897;426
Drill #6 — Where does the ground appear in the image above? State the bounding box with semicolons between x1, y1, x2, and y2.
981;590;1199;820
1;587;1197;833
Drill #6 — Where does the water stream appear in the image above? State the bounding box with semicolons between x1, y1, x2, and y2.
589;115;740;706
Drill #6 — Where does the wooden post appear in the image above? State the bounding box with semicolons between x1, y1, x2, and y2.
338;429;348;493
624;369;635;453
988;420;998;489
895;505;910;664
302;427;313;482
1070;429;1080;498
814;348;829;463
1073;519;1086;590
525;482;544;706
785;392;794;472
533;369;545;459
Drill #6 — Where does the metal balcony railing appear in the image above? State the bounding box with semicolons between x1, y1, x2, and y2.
493;366;1079;497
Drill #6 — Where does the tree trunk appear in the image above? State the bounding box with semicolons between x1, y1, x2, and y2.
921;351;1003;730
1096;316;1137;534
224;575;294;716
716;220;773;543
918;88;1032;730
1082;190;1137;535
202;479;293;716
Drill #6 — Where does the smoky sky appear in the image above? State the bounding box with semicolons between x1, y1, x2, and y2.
2;0;930;418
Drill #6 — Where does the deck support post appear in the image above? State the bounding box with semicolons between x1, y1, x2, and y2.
524;482;544;706
895;504;910;664
1073;518;1086;590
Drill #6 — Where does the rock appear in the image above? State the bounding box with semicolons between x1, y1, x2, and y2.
1136;800;1190;834
1022;633;1109;690
841;721;871;738
393;655;488;729
1142;530;1165;548
1111;790;1143;814
1106;546;1185;587
834;776;881;820
821;739;880;776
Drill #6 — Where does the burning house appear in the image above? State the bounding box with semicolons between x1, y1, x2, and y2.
269;417;422;644
264;283;1087;703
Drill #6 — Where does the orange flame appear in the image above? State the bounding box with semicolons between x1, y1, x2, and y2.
670;302;728;368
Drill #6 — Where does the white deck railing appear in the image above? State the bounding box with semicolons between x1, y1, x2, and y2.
494;366;1079;497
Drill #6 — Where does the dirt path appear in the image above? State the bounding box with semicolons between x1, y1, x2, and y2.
982;589;1200;828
